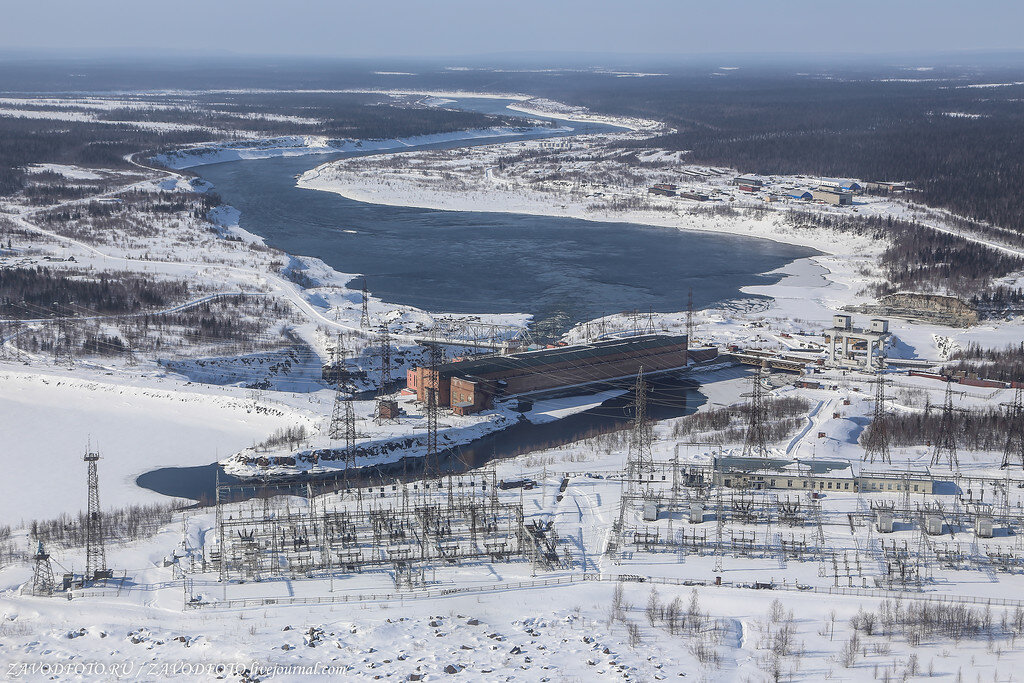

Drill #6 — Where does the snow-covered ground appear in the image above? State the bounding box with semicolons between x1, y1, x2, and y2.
4;90;1024;679
0;368;298;522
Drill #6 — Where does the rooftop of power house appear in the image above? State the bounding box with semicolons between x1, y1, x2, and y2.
433;333;689;376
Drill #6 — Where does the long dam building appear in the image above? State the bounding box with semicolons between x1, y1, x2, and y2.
407;334;689;414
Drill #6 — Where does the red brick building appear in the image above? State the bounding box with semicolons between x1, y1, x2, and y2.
407;334;689;415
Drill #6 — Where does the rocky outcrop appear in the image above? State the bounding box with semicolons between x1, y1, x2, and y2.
852;292;978;327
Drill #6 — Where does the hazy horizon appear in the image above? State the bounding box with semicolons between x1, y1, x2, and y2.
3;1;1023;62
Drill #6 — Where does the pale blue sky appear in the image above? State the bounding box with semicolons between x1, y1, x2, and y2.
2;0;1022;59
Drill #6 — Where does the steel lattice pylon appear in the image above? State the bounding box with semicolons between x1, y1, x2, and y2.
931;380;960;469
83;450;107;581
374;323;398;425
742;362;770;457
424;337;443;476
328;336;357;472
864;371;892;464
1002;385;1024;469
626;367;653;494
31;540;54;596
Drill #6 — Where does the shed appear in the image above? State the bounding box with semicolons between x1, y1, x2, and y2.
976;516;994;538
689;502;704;524
643;502;660;522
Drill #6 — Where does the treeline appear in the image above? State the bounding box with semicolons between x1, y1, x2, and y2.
0;92;529;198
189;91;534;140
785;212;1024;301
28;501;183;549
0;116;215;197
0;267;190;319
7;295;290;360
496;72;1024;232
586;75;1024;234
948;342;1024;384
863;407;1020;451
671;396;809;444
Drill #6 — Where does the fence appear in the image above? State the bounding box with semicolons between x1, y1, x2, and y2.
185;570;1024;611
187;574;583;610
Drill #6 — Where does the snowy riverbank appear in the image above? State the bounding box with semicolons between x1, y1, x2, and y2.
154;124;570;169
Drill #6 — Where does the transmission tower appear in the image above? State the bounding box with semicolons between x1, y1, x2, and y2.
360;278;370;328
930;380;959;470
122;324;138;367
83;450;107;582
424;336;443;476
626;367;653;494
1001;385;1024;469
54;318;74;367
864;371;892;464
374;322;399;425
30;540;55;596
742;362;770;457
328;336;357;470
686;288;695;343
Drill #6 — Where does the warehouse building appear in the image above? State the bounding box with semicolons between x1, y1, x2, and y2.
407;334;689;415
709;456;934;495
818;178;862;193
812;188;853;206
731;175;764;189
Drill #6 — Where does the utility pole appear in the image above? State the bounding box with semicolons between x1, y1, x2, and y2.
83;450;107;582
686;288;695;343
713;451;725;573
360;278;370;329
742;361;770;458
931;380;959;470
864;371;892;464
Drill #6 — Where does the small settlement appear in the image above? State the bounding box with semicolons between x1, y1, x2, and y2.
646;173;907;206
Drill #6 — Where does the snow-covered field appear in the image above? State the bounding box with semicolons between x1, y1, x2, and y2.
0;369;295;522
